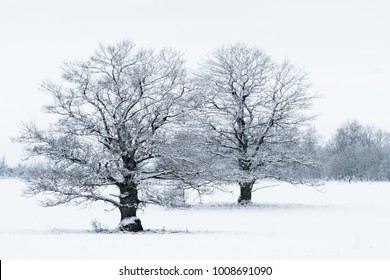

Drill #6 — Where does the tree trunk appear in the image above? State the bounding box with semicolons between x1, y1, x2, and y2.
238;179;256;204
118;179;143;232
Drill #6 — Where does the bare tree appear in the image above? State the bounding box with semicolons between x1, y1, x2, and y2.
196;43;316;203
0;156;10;177
324;120;390;181
15;40;195;231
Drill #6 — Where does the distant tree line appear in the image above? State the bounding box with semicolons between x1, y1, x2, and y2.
282;120;390;182
322;120;390;181
0;156;10;176
0;157;28;178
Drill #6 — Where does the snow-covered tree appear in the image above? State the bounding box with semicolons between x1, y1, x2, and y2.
0;156;10;177
16;40;197;231
277;126;323;180
324;120;390;181
196;43;316;203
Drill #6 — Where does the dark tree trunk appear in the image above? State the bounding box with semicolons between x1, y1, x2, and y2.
118;179;143;232
238;179;256;204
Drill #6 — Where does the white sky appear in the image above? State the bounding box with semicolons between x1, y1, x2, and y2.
1;0;389;165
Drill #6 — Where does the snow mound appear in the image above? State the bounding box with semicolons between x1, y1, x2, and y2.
118;217;143;232
119;217;139;226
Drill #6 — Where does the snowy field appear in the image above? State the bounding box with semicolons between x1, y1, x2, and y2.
1;178;390;259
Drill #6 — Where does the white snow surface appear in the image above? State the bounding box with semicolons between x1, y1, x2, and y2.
1;178;390;259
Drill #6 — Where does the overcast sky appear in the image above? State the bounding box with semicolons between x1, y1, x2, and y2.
1;0;389;165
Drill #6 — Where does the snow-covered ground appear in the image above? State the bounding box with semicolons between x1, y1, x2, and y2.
1;178;390;259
